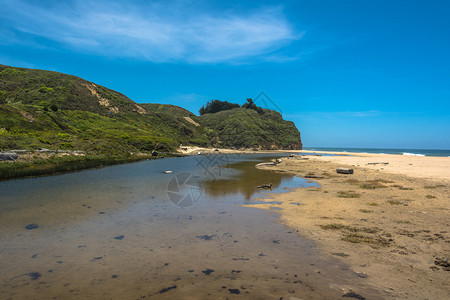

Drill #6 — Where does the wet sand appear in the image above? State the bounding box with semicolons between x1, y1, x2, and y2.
253;151;450;299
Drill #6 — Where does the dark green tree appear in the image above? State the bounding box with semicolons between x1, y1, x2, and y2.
199;99;240;115
241;98;264;114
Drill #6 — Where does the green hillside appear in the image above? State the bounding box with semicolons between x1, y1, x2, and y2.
0;65;208;154
0;64;301;175
198;108;302;150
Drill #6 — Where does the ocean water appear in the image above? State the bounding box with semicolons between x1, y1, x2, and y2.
303;147;450;157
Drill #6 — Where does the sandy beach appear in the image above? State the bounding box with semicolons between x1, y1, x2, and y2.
252;151;450;299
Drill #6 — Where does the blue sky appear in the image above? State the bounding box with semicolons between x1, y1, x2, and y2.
1;0;449;149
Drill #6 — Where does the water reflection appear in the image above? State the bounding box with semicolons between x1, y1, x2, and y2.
200;158;318;202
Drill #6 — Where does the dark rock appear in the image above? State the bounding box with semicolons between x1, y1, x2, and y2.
114;235;125;240
229;288;240;294
202;268;214;275
0;153;18;161
25;224;39;230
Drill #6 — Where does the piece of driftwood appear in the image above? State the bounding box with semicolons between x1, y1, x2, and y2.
305;175;323;178
255;162;276;167
0;153;18;161
257;183;272;189
367;162;389;165
336;168;354;174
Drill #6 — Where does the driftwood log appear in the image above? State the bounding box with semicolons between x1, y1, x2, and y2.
255;162;276;167
336;168;354;174
305;175;323;179
257;183;273;189
0;153;18;161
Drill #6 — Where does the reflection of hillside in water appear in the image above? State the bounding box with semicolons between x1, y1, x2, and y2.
201;159;291;201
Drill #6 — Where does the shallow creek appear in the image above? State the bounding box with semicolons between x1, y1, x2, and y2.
0;154;381;299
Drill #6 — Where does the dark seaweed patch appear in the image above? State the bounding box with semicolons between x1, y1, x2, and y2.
196;235;215;241
28;272;41;280
112;274;118;278
343;291;366;299
228;288;240;294
114;235;125;240
159;285;177;294
202;268;214;275
25;224;39;230
332;252;350;257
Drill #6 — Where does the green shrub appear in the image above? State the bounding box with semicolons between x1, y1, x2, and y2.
39;86;54;93
337;191;361;198
0;68;27;77
0;90;6;103
60;142;74;149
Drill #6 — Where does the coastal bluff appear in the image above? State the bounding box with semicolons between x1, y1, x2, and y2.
0;64;302;155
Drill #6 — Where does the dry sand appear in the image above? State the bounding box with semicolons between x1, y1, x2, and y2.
252;151;450;299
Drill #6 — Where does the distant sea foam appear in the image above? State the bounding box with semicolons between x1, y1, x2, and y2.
303;147;450;157
402;152;425;157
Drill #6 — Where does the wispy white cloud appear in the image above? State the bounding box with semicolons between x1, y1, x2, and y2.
1;0;301;64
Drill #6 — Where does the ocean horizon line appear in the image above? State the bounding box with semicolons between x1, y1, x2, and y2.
302;147;450;157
